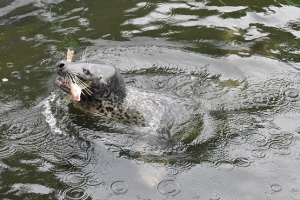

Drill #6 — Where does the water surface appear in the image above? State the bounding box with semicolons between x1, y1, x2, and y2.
0;0;300;199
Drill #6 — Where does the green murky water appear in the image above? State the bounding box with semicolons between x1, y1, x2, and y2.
1;0;300;199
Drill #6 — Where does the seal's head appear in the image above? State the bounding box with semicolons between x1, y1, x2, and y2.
56;60;126;103
56;60;143;123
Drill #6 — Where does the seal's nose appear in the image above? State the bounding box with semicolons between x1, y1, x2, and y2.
57;61;66;71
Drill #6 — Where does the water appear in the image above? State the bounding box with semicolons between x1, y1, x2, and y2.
0;0;300;199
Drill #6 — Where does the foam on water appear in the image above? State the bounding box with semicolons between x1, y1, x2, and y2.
41;92;63;135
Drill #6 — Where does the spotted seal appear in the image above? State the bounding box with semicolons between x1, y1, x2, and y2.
56;60;144;124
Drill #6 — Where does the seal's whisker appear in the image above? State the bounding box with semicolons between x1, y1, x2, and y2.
71;74;92;95
64;73;92;96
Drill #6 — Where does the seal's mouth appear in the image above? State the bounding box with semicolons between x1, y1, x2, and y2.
56;76;90;102
56;76;71;93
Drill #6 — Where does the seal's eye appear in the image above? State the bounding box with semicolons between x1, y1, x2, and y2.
83;69;91;76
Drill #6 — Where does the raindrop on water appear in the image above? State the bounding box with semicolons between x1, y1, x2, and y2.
214;160;234;171
11;71;21;79
63;187;89;200
289;191;300;200
23;86;30;92
111;181;129;194
271;183;282;192
166;167;179;176
62;172;87;187
184;187;202;199
287;172;298;180
7;62;13;68
208;192;221;200
157;180;180;196
284;88;299;99
78;18;89;26
234;157;252;167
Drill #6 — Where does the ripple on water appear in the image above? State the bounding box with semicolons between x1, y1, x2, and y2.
208;192;221;200
165;166;180;176
11;71;21;79
7;62;13;68
184;186;203;199
287;172;298;180
214;160;234;171
248;166;269;181
246;133;267;147
262;183;282;194
233;157;252;167
270;183;282;192
289;190;300;200
33;0;45;8
243;193;256;200
62;172;87;187
0;145;17;159
251;149;266;158
269;135;293;149
110;181;129;195
284;88;299;99
157;180;180;197
78;18;89;26
86;174;104;187
65;151;91;169
58;187;89;200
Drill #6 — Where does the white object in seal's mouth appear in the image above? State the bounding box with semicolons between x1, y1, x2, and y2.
69;82;82;101
56;78;82;102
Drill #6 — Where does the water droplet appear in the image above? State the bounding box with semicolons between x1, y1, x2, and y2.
35;34;45;40
166;167;179;176
23;86;30;92
34;0;45;8
210;173;227;184
284;88;299;98
111;181;129;194
78;18;89;26
269;129;281;135
7;62;13;68
290;190;300;200
268;171;279;179
24;65;34;73
287;172;298;180
11;71;20;78
208;192;220;200
234;157;252;167
62;172;87;187
64;187;89;200
157;180;180;196
246;133;267;147
271;183;282;192
248;166;269;181
185;187;202;199
214;160;234;171
87;177;103;186
252;149;266;158
276;147;291;155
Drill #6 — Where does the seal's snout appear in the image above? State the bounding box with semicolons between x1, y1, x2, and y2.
57;61;66;71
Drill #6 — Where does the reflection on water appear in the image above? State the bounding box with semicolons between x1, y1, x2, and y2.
0;0;300;199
